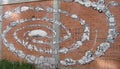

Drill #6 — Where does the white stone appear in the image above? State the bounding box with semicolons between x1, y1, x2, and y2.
9;44;15;52
91;2;97;8
32;39;36;43
74;0;84;5
78;59;85;64
10;22;17;27
28;29;47;37
21;6;29;12
81;33;90;41
59;48;68;54
107;34;113;39
17;39;21;44
73;44;79;49
35;58;39;64
64;35;69;39
95;50;104;57
4;11;12;18
85;50;93;57
46;7;53;12
109;23;116;26
39;48;43;52
84;27;90;32
80;19;86;25
34;46;39;51
71;14;78;19
60;58;76;66
14;7;20;13
110;1;119;6
24;42;28;46
109;17;115;22
49;49;52;54
17;50;25;58
35;6;44;11
38;40;44;43
76;41;82;46
25;55;35;63
99;42;110;52
97;4;105;11
105;11;112;17
32;18;37;21
22;40;25;45
84;1;92;7
27;44;33;50
74;0;79;2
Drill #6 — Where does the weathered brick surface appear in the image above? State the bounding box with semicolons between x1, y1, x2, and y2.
2;0;120;69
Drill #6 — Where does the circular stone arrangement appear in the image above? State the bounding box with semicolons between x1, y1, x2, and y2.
1;0;119;67
2;5;90;55
60;0;119;66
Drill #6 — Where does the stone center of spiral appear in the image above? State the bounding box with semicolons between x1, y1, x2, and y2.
28;29;47;37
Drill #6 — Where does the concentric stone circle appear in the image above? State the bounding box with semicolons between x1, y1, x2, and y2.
1;0;119;67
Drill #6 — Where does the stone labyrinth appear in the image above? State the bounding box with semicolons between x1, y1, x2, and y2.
1;0;120;68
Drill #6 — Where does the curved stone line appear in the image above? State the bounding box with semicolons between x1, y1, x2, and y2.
25;30;52;39
40;7;90;50
2;22;56;65
2;4;90;54
11;18;72;54
1;2;91;66
60;0;119;66
2;17;89;66
4;1;114;66
10;16;89;54
14;24;56;45
1;5;90;44
14;24;55;54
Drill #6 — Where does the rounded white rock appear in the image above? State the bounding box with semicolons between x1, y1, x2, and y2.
28;29;47;37
21;6;29;12
71;14;78;19
76;41;82;46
